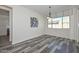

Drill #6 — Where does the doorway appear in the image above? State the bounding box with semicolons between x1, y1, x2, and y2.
0;6;12;47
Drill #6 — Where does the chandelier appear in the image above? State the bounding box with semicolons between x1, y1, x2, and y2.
47;6;52;19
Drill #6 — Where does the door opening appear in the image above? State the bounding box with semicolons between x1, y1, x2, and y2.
0;6;12;47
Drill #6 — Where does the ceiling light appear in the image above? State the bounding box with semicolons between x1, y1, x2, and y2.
47;6;52;19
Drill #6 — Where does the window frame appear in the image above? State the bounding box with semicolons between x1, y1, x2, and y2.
48;16;70;29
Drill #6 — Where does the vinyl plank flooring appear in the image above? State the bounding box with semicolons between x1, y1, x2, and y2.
0;35;79;53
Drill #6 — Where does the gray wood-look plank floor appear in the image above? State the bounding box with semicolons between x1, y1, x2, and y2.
0;35;79;53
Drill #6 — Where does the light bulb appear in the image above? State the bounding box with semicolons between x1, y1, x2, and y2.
47;17;50;19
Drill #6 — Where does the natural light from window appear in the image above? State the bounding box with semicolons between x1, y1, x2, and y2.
48;16;69;28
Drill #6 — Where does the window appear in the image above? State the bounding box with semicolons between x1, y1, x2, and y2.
63;16;69;28
53;17;62;28
48;18;52;28
48;16;69;28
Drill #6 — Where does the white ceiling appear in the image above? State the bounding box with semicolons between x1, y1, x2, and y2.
23;5;78;17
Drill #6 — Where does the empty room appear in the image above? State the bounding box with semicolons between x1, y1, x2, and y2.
0;5;79;53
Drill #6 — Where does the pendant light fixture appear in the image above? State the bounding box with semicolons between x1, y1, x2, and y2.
47;6;52;19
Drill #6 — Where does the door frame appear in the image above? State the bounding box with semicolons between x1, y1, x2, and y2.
0;5;13;43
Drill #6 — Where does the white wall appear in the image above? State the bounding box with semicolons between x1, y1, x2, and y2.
78;9;79;42
75;8;79;42
0;15;9;36
10;6;45;44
